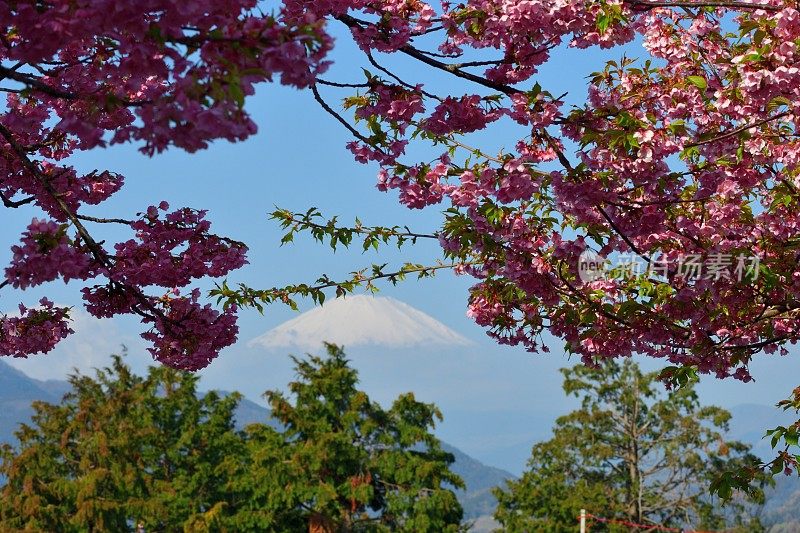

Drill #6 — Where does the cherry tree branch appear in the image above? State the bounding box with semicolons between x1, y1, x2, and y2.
213;261;474;312
597;206;650;263
686;112;791;148
0;66;76;99
0;64;150;106
364;50;441;100
270;207;438;251
317;78;370;89
0;190;35;208
0;123;164;322
0;124;111;268
311;83;387;154
336;14;524;96
76;214;135;225
627;0;781;10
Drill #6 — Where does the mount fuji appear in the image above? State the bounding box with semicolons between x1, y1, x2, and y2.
248;294;472;350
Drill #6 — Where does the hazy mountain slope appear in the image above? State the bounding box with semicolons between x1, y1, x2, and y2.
726;404;800;530
0;362;70;443
728;404;797;461
442;442;514;519
763;475;800;531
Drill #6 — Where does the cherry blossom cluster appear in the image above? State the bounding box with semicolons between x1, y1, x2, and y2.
113;203;248;289
81;205;245;368
6;219;94;289
3;205;247;369
0;299;72;358
141;289;239;371
1;0;333;154
423;96;504;136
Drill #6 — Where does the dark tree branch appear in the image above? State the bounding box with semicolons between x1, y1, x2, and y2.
76;214;134;225
598;206;650;263
0;65;78;99
685;112;791;148
0;190;35;208
317;78;370;89
310;84;387;154
336;14;524;96
364;50;441;101
0;64;151;105
628;0;781;10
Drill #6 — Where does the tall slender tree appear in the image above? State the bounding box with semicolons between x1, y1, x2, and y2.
494;360;768;532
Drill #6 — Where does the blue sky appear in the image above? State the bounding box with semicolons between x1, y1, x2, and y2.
4;23;800;474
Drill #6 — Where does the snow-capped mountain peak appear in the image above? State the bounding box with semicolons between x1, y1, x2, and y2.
248;295;472;350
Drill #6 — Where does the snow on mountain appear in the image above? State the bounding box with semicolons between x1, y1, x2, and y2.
248;294;472;350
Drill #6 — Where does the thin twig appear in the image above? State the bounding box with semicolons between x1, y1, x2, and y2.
685;112;790;148
76;214;134;225
310;84;388;155
628;0;781;10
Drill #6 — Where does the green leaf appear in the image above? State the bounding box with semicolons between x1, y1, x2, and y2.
717;481;733;500
686;76;708;90
596;14;611;34
768;96;792;112
786;428;799;447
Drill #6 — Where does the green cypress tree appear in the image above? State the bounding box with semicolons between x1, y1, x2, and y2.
0;354;243;532
229;343;466;532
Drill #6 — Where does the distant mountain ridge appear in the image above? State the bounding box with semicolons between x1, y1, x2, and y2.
0;361;71;443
